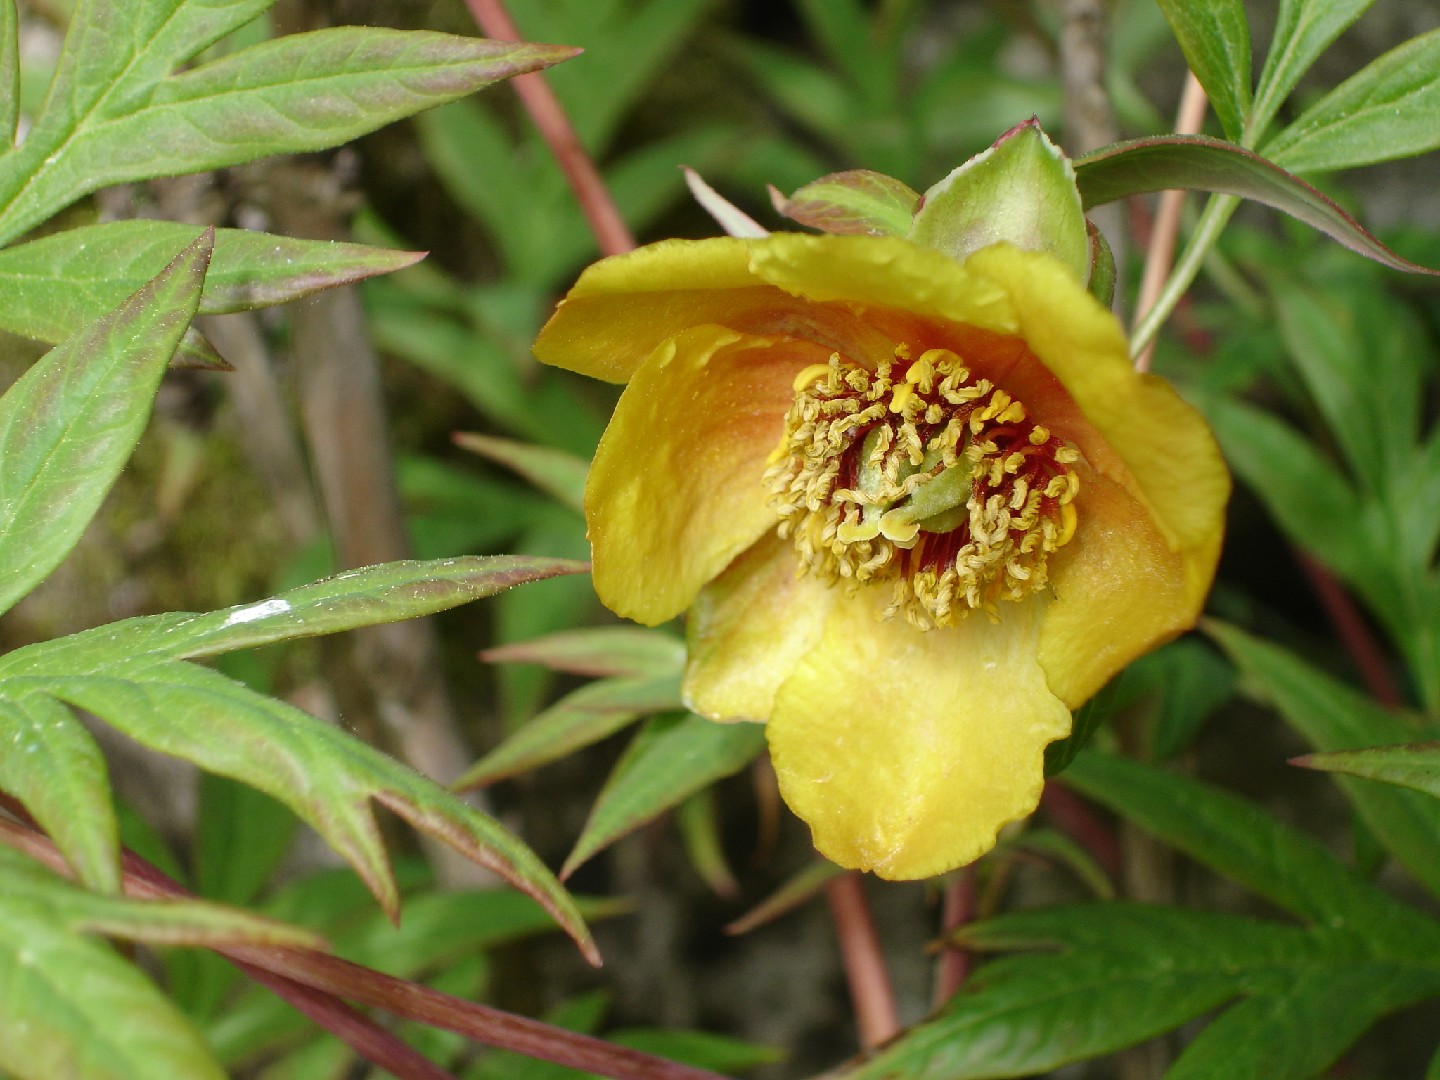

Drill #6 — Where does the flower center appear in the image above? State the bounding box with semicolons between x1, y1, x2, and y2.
762;345;1080;628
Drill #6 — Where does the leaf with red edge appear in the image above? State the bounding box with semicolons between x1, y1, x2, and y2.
455;674;681;789
480;627;685;678
1073;135;1440;277
1298;743;1440;801
772;169;919;236
454;432;589;515
0;222;425;347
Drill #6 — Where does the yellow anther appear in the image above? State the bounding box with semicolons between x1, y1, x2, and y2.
1057;501;1078;546
998;401;1027;424
792;363;833;393
889;382;916;414
1029;425;1050;445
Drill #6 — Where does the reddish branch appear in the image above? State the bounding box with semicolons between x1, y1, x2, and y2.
826;873;900;1049
0;816;726;1080
931;870;975;1007
1294;549;1404;708
463;0;635;257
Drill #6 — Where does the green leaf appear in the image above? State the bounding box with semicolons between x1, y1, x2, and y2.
1132;637;1237;761
0;29;578;244
0;845;325;951
1208;622;1440;900
0;0;16;147
21;656;596;962
610;1029;782;1074
1251;0;1375;140
796;0;887;105
909;119;1089;281
194;774;297;908
724;860;846;935
1155;0;1253;141
0;694;119;893
0;228;210;618
1272;278;1429;503
562;714;766;878
1073;135;1440;277
1061;752;1440;949
1302;742;1440;801
531;0;714;154
455;675;682;789
1200;393;1370;583
773;169;919;236
1043;670;1121;777
454;433;589;516
676;788;738;898
480;628;685;679
0;900;227;1080
0;222;423;346
1264;28;1440;172
1;556;586;665
843;902;1440;1080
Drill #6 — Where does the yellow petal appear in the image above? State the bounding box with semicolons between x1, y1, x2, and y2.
964;244;1230;571
586;326;828;625
535;237;770;383
766;587;1071;880
747;233;1017;336
1039;466;1198;707
684;533;836;722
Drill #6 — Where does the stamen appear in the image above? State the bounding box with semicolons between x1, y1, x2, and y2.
762;345;1081;628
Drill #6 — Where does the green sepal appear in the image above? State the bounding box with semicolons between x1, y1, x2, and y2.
908;118;1089;283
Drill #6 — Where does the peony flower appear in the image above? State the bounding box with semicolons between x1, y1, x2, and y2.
534;232;1228;880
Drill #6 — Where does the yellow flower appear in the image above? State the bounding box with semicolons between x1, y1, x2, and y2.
534;233;1228;880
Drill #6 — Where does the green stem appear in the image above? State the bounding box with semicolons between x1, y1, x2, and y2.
1130;193;1239;358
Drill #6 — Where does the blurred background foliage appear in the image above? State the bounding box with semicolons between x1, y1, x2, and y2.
3;0;1440;1077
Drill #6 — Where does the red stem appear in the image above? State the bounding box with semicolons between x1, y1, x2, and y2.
1041;782;1123;875
0;818;726;1080
825;873;900;1049
1294;549;1404;708
931;870;974;1007
463;0;635;257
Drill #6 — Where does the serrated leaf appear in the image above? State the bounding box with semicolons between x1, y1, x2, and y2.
0;222;423;346
1156;0;1253;141
1302;742;1440;801
562;714;766;878
26;656;595;963
456;674;681;789
1208;622;1440;900
1073;135;1440;276
454;433;589;516
480;628;685;679
1251;0;1375;140
0;900;227;1080
1060;751;1440;949
1264;28;1440;172
0;228;211;618
774;169;919;236
0;29;578;244
841;902;1440;1080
